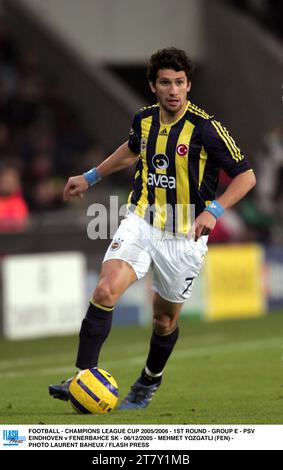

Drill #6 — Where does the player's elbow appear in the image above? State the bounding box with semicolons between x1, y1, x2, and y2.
241;169;256;191
248;170;256;189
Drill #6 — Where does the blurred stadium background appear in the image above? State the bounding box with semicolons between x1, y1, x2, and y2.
0;0;283;424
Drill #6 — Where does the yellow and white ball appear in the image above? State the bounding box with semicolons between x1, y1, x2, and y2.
69;368;119;414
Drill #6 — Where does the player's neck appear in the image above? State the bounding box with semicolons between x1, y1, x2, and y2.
159;101;188;125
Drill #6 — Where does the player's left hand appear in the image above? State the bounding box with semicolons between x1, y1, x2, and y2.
187;211;217;241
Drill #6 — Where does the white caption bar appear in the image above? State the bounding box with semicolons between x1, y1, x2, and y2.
1;425;283;450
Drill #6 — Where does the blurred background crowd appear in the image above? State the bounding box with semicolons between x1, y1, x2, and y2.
0;17;98;223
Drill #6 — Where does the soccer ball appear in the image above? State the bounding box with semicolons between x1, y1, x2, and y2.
69;368;119;414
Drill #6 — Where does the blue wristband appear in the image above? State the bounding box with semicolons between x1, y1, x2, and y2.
204;200;224;219
83;167;101;187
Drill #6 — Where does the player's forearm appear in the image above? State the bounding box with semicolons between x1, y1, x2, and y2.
194;170;256;237
97;142;139;178
216;170;256;210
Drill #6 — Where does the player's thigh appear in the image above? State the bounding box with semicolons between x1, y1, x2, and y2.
152;236;208;303
103;212;152;282
93;259;137;303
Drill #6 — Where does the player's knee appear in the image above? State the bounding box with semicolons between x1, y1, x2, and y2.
153;315;176;335
93;280;118;306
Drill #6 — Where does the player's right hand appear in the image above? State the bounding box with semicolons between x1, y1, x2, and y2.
63;175;89;201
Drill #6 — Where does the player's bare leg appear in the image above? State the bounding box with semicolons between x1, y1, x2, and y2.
152;291;183;334
49;259;137;400
118;293;183;409
92;259;137;307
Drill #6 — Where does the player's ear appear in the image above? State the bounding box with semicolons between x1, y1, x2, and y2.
187;80;191;93
149;81;156;93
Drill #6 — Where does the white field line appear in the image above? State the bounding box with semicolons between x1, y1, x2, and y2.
0;334;226;371
0;353;73;370
0;337;281;380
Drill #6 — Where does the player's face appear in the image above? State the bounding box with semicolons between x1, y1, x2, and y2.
150;69;191;120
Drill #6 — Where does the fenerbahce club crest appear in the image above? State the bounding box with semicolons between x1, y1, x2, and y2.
140;137;147;153
110;238;123;251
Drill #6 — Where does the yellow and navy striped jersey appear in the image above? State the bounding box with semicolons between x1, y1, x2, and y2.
127;100;251;234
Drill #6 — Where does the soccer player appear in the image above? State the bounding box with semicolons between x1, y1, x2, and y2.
49;48;256;409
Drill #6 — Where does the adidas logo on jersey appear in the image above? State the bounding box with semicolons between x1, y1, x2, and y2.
159;128;168;136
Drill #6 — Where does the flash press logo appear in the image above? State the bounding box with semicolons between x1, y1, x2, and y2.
3;429;26;446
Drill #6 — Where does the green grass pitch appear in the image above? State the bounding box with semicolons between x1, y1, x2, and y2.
0;312;283;424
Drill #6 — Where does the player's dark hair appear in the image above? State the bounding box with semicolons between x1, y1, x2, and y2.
147;47;194;84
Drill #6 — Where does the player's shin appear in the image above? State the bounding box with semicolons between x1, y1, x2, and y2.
141;326;179;384
75;300;114;370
